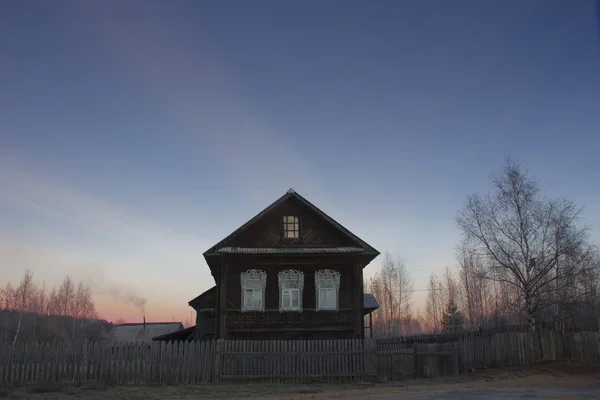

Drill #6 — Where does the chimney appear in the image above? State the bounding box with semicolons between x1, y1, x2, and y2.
143;316;146;330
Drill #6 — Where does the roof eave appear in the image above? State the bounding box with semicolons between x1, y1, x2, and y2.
204;250;379;258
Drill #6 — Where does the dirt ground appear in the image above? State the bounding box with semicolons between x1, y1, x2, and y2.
2;362;600;400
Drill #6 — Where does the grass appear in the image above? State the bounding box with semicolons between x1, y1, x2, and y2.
28;381;66;394
0;387;12;399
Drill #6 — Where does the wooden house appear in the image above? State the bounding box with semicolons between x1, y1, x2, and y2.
189;189;380;340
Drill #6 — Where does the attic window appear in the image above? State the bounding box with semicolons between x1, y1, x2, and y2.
283;216;299;239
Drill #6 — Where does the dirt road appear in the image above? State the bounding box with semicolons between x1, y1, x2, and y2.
3;362;599;399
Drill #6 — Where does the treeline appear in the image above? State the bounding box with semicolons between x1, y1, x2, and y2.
367;160;600;337
0;270;113;343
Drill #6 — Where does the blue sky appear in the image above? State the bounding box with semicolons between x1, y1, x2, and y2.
1;0;599;322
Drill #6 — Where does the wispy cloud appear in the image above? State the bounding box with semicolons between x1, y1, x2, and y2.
67;1;329;207
0;153;207;246
0;155;215;312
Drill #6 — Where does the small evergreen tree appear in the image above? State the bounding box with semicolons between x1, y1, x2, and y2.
441;300;464;333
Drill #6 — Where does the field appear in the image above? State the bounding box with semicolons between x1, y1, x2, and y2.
2;361;599;400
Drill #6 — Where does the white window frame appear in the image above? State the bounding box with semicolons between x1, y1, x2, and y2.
278;269;304;312
315;269;341;311
241;269;267;312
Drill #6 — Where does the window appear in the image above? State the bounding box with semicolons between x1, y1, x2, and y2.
281;286;300;309
318;280;337;309
244;279;263;309
278;269;304;311
283;216;299;239
241;269;266;312
315;269;340;311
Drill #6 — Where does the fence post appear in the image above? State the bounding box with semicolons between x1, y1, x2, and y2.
413;343;419;378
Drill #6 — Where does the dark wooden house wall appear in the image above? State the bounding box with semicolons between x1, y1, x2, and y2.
190;287;217;341
195;314;216;341
216;257;365;340
225;264;353;310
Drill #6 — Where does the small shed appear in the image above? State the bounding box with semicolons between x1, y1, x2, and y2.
363;293;380;338
109;321;184;343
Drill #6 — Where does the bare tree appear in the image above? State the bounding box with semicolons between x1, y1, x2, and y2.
0;272;101;343
367;253;414;336
47;287;59;316
457;160;591;331
442;266;459;305
13;270;35;345
71;282;87;337
1;282;16;310
425;273;443;333
56;275;75;317
36;282;48;315
457;244;494;328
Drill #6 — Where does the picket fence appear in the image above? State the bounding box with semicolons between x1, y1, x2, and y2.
0;330;598;386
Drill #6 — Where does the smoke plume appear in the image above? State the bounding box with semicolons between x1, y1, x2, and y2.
107;287;147;315
84;265;148;316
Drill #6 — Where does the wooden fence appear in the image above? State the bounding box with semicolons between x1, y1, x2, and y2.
0;331;598;385
458;330;600;371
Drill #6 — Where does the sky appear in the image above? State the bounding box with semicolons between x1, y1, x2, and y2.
1;0;599;324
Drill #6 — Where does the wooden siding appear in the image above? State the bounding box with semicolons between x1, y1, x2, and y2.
223;197;358;248
217;262;363;340
195;314;216;341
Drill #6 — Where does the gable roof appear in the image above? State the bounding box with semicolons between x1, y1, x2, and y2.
204;188;379;257
188;286;216;309
363;293;380;313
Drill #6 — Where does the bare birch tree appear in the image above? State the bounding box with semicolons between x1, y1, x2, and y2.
13;270;34;345
368;253;414;335
456;160;591;331
56;275;75;317
425;273;443;332
457;244;493;328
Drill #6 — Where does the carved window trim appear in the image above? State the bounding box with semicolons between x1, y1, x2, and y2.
241;269;267;312
315;269;340;311
278;269;304;312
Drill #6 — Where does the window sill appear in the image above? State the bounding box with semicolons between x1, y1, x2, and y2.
279;308;302;313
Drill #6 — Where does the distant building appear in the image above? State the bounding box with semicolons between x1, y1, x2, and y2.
108;320;184;343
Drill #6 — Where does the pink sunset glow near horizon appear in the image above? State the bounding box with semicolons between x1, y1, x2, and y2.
96;297;195;325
